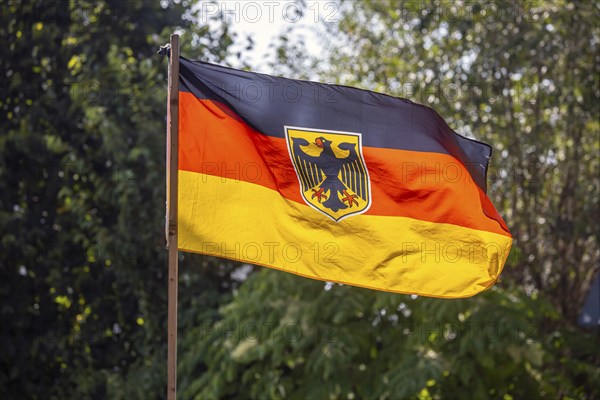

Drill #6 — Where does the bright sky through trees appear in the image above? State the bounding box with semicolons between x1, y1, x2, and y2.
198;0;329;68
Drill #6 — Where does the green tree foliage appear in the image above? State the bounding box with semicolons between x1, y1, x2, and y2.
182;270;599;399
0;1;239;398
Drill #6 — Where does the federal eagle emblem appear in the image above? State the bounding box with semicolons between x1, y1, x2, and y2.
285;126;371;221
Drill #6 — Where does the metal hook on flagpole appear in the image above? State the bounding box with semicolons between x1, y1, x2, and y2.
157;43;171;56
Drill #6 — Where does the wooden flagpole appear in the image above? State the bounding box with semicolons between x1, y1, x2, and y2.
165;33;179;400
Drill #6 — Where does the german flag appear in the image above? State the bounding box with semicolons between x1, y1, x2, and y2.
177;57;512;298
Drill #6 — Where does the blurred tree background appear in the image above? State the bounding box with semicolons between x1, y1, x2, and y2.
1;1;598;399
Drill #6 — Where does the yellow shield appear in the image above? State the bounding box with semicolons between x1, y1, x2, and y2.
285;126;371;222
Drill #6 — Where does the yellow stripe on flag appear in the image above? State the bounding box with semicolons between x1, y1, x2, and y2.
178;170;512;298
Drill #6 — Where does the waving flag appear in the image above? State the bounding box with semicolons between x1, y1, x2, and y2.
176;57;512;298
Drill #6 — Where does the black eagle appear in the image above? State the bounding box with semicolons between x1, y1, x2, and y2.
292;136;368;212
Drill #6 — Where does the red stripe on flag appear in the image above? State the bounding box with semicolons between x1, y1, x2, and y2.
179;92;510;237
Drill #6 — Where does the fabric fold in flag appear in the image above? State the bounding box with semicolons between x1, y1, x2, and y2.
176;56;512;298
